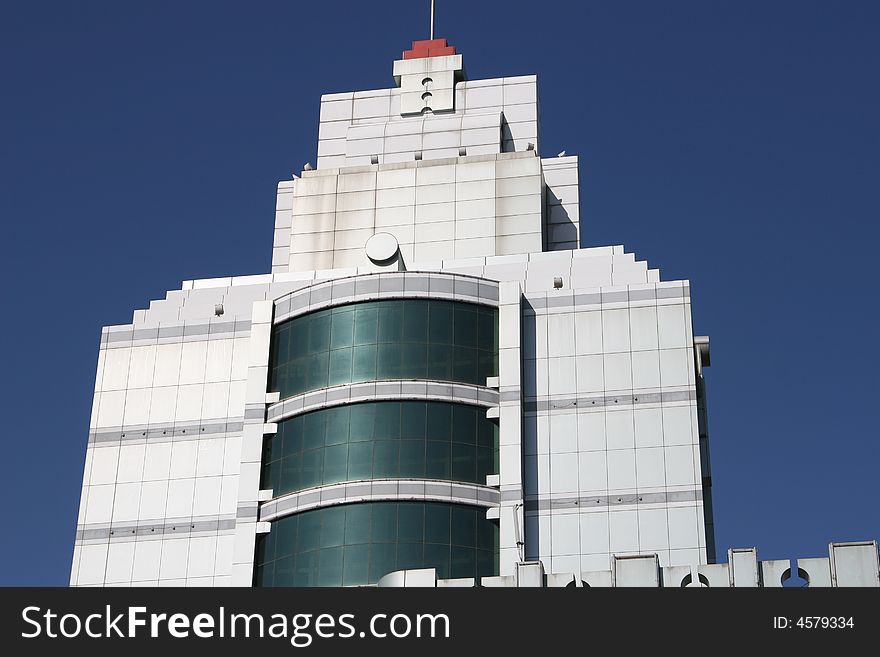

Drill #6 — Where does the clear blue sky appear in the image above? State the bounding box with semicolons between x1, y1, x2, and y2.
1;1;877;585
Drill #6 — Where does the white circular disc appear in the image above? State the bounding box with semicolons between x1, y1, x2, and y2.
365;232;399;263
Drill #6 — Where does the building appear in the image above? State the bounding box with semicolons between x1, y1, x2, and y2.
70;38;879;588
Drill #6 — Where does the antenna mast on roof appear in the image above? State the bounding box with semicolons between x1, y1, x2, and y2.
430;0;435;40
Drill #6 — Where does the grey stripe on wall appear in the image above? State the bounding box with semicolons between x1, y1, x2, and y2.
102;320;252;349
522;285;690;313
523;488;703;512
88;418;245;447
523;389;697;413
75;515;238;543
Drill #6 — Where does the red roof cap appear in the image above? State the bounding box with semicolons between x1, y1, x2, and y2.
403;38;457;60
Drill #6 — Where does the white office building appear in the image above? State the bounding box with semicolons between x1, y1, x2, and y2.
70;38;879;588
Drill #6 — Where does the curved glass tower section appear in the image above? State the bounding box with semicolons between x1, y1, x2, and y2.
261;401;499;496
268;299;498;398
254;502;499;587
256;285;501;586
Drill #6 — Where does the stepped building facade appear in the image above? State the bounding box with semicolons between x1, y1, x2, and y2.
70;38;878;588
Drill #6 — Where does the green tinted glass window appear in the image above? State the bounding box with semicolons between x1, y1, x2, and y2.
270;299;498;399
262;400;498;496
254;502;498;587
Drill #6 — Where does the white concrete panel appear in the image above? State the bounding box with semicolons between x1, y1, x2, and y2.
548;356;576;395
629;306;659;351
662;406;695;445
547;313;575;357
574;311;603;354
139;480;169;520
668;506;700;549
609;510;640;552
105;542;136;584
174;384;204;422
503;82;537;105
77;544;109;586
602;309;631;353
415;201;455;224
186;536;218;579
578;451;607;492
422;130;460;150
634;408;664;448
456;198;495;221
607;449;636;490
128;345;157;389
169;441;199;480
204;339;234;383
219;474;239;514
148;386;177;425
496;194;541;217
214;534;235;576
551;513;580;556
122;388;151;426
293;175;338;197
318;120;348;141
153;343;182;386
116;444;146;483
375;205;415;229
111;481;141;523
415;183;456;205
159;539;189;580
464;84;504;108
454;218;495;239
84;484;114;524
502;103;537;123
575;355;604;393
639;509;670;551
89;446;120;486
550;452;579;493
291;232;334;254
96;390;126;428
549;412;577;453
631;350;661;389
657;305;687;349
603;352;632;391
377;186;416;208
179;341;208;385
605;410;635;450
336;209;375;231
415;221;454;243
665;445;697;487
231;337;250;381
101;347;131;391
579;512;610;554
416;164;455;186
143;443;172;482
636;447;666;488
377;168;416;189
319;98;353;122
352;94;390;119
132;540;162;582
195;438;225;478
201;381;231;420
577;412;606;452
193;477;222;516
659;349;689;387
455;179;495;202
334;228;374;250
166;478;195;518
222;437;242;476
